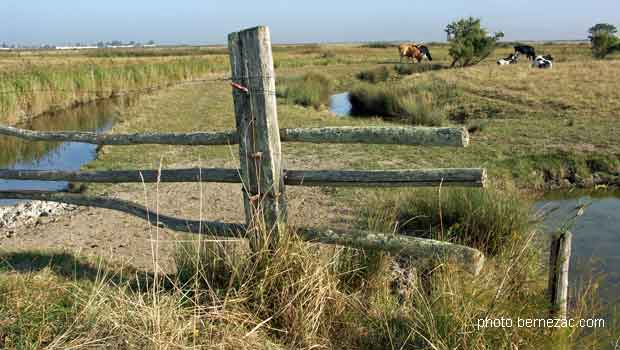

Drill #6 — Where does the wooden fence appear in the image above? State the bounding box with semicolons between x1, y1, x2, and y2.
0;26;487;275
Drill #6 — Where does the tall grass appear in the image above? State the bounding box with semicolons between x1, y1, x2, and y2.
348;80;458;126
360;185;533;256
276;72;332;109
0;58;221;123
1;219;616;348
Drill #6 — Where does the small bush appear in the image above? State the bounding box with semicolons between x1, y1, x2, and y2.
356;66;391;83
446;17;504;67
276;72;332;109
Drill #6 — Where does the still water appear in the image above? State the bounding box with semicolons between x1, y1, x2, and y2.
537;192;620;304
329;92;351;117
0;99;125;206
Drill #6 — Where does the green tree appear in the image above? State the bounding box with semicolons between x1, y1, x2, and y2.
588;23;617;38
588;23;620;58
445;17;504;67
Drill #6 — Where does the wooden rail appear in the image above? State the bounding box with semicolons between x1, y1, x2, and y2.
0;125;470;147
0;168;486;187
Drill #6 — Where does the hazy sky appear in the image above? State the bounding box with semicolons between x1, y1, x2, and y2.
2;1;619;45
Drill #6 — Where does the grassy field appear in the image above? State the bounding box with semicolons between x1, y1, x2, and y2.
1;43;620;348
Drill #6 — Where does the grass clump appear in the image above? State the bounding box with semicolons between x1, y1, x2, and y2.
348;78;460;126
394;63;445;75
174;234;345;348
360;185;533;256
356;66;392;83
276;72;332;109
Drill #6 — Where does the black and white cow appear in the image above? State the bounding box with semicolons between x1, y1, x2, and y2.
532;55;553;69
514;45;537;60
497;53;519;65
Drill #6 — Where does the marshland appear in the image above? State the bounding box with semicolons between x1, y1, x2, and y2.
1;23;620;349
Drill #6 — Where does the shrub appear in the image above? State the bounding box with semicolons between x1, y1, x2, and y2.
589;24;620;58
276;72;332;109
356;66;391;83
445;17;504;67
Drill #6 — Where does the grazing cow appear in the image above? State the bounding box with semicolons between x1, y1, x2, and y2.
398;43;432;63
497;53;519;65
514;45;537;60
532;55;553;69
399;43;418;63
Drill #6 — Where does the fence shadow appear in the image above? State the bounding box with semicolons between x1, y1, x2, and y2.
0;250;174;292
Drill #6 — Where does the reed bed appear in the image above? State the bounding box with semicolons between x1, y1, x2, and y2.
0;58;224;124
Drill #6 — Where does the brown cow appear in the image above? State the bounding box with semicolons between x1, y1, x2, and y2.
398;43;420;63
399;43;433;63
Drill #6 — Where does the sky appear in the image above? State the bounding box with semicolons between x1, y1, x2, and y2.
2;1;619;46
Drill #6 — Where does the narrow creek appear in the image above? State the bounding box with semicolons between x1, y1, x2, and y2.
330;92;620;305
0;98;129;206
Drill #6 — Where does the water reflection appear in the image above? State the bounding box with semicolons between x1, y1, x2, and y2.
329;92;351;116
537;191;620;305
0;98;129;206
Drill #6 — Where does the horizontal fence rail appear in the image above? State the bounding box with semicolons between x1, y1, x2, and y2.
0;168;486;187
0;125;469;147
0;190;484;275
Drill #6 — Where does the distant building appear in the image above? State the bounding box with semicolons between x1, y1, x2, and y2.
55;46;98;50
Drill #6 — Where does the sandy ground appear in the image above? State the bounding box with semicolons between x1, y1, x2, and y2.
0;168;354;273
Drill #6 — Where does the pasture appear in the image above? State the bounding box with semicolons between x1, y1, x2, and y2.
1;42;619;348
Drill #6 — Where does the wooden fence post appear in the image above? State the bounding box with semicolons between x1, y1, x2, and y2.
548;231;572;319
228;26;286;250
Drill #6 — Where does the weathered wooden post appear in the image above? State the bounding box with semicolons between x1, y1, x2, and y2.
228;26;286;251
548;231;572;319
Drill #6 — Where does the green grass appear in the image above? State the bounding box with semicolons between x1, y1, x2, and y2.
360;184;534;256
276;72;332;109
